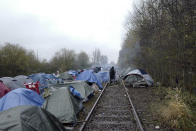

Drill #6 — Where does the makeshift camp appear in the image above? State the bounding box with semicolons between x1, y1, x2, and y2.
0;81;10;98
76;70;103;89
64;81;94;101
0;77;22;90
0;105;66;131
124;69;154;87
42;86;83;123
95;71;110;83
0;88;44;111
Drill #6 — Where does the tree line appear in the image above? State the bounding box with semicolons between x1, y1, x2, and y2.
0;43;108;77
118;0;196;90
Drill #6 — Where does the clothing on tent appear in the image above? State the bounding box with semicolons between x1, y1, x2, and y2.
24;82;40;94
0;88;44;111
0;105;66;131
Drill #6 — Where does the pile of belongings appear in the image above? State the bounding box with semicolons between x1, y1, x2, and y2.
123;69;154;87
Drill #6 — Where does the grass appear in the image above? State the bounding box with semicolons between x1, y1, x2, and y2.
151;86;196;131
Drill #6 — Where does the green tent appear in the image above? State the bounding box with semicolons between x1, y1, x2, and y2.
0;105;66;131
42;86;83;123
64;80;94;102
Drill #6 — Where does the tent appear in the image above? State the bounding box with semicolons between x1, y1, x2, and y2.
76;70;103;89
0;88;44;111
59;72;74;80
0;77;22;90
28;73;49;92
124;69;154;86
14;75;33;87
42;86;83;123
0;105;66;131
64;81;94;101
0;81;10;98
95;71;110;83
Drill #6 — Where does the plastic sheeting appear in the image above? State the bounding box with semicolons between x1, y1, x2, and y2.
42;86;83;123
95;71;110;83
0;105;66;131
76;70;103;89
0;88;44;111
64;81;94;101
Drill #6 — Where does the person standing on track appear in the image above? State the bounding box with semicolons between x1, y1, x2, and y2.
109;66;115;84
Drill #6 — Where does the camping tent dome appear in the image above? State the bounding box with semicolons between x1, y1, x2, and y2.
0;88;44;111
0;105;66;131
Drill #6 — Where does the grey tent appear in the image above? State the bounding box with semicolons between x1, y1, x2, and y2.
42;86;83;123
0;105;66;131
0;77;21;90
14;75;33;87
64;80;94;102
59;72;74;80
124;69;154;87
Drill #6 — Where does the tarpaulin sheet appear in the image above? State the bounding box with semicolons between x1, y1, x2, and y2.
95;71;110;83
76;70;103;89
0;105;66;131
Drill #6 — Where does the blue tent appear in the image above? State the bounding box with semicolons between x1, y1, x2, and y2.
68;70;78;76
95;71;110;83
0;88;44;111
28;73;58;91
28;73;48;90
76;70;103;89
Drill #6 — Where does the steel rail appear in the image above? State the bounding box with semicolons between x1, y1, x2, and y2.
121;80;144;131
79;82;109;131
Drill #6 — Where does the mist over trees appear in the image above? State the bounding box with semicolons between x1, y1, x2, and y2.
92;49;108;66
118;0;196;89
0;43;107;77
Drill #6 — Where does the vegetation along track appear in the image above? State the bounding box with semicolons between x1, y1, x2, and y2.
79;80;144;131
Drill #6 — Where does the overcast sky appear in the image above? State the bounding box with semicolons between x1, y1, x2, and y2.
0;0;133;63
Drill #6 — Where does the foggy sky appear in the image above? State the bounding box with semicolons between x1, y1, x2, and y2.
0;0;133;63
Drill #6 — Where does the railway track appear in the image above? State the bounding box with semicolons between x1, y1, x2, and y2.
79;80;144;131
